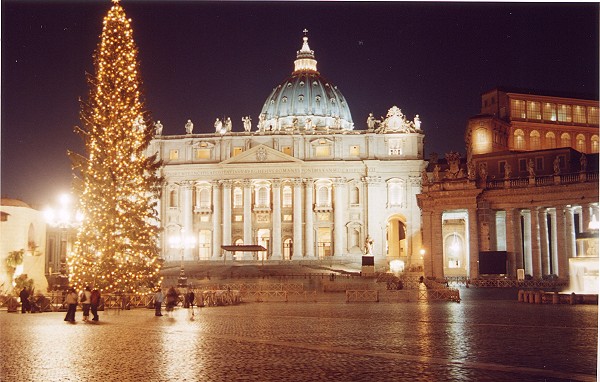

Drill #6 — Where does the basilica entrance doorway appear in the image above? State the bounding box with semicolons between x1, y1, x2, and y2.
386;216;406;259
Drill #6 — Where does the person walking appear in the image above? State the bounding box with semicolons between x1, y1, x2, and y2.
166;287;178;313
90;288;101;321
187;289;195;317
64;288;78;322
80;286;92;321
19;287;30;313
154;288;164;316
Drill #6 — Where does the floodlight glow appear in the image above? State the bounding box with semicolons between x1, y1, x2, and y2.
390;259;405;273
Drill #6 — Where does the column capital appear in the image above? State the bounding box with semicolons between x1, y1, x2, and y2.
292;178;303;186
220;179;233;189
362;176;382;185
332;177;346;186
178;180;194;189
303;178;314;187
271;179;283;188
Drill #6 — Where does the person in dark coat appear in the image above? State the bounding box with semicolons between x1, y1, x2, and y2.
90;288;101;321
19;287;30;313
64;288;78;322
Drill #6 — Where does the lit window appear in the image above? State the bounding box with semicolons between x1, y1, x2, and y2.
169;149;179;160
283;214;292;222
473;128;489;154
195;149;210;159
282;146;292;156
388;139;401;155
232;147;243;157
316;186;331;207
560;133;571;148
350;145;360;156
545;132;556;149
573;106;587;124
315;145;331;157
576;134;586;152
588;107;599;125
233;187;243;208
169;189;177;208
234;215;243;222
510;99;526;119
558;104;572;122
527;101;541;120
513;129;525;150
255;186;270;207
543;103;556;121
591;135;599;153
282;186;292;207
530;130;540;150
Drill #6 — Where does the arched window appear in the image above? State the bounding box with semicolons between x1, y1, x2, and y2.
529;130;540;150
513;129;525;150
576;134;586;152
282;186;292;207
387;180;403;207
591;135;599;153
350;186;359;205
316;186;331;207
545;132;556;149
233;187;243;208
256;187;269;207
169;189;177;208
560;133;571;148
199;188;210;208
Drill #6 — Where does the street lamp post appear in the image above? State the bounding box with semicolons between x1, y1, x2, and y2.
169;229;195;288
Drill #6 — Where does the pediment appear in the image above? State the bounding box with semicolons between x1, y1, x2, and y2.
221;144;303;165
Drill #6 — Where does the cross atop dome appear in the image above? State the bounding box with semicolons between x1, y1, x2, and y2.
294;30;318;73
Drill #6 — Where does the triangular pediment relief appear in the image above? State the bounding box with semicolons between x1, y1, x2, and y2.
221;144;303;165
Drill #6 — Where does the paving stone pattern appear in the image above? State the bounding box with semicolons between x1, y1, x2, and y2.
0;290;597;382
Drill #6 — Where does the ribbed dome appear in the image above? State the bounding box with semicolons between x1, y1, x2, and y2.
258;35;354;132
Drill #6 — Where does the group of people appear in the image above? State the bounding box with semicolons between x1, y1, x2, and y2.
153;287;197;316
63;286;101;322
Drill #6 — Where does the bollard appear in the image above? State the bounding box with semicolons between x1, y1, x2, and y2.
552;292;559;305
518;290;524;302
534;290;542;304
569;292;577;305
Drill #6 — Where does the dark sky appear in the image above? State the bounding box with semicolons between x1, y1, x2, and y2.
2;1;598;208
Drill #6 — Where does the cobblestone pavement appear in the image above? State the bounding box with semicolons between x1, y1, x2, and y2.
0;291;597;382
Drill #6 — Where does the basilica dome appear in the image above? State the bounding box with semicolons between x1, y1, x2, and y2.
258;35;354;132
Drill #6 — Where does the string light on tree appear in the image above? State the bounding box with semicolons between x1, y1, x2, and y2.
68;0;163;294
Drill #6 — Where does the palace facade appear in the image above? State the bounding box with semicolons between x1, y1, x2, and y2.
418;89;598;281
149;36;425;268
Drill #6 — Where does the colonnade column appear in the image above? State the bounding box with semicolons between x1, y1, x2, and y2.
538;208;550;275
212;181;222;258
504;208;517;278
522;211;532;275
580;204;591;233
554;206;567;278
530;207;542;279
565;207;576;259
222;180;232;247
467;208;480;279
243;180;253;259
292;178;303;259
333;178;346;257
271;180;282;260
304;179;315;258
181;181;194;260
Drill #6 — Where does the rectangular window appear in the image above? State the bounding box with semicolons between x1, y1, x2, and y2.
388;139;401;155
195;149;210;159
588;107;599;125
526;101;541;120
543;103;556;121
283;214;292;222
282;146;292;156
498;160;507;175
573;106;587;124
510;99;526;119
518;159;527;172
350;145;360;156
535;157;544;171
234;215;243;222
232;147;243;157
557;104;572;122
169;149;179;160
315;145;331;157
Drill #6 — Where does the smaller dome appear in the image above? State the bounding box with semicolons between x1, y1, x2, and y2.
258;34;354;132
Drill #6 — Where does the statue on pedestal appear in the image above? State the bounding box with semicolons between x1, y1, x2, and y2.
364;235;374;256
154;120;163;135
185;119;193;134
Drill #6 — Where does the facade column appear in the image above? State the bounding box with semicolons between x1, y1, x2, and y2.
243;180;253;258
467;208;480;279
211;181;222;258
364;176;383;257
554;206;568;278
271;180;282;260
504;208;517;278
181;181;194;261
304;179;315;258
580;204;591;233
333;178;346;257
292;178;303;259
538;208;550;276
530;207;542;279
222;180;232;247
565;207;576;259
521;210;532;275
432;211;444;279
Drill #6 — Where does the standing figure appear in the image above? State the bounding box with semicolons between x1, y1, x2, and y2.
580;153;587;172
367;113;376;130
80;286;92;322
504;163;512;179
413;114;422;130
527;159;536;177
185;119;194;134
154;120;163;135
64;288;78;322
214;118;223;133
364;235;374;256
19;287;30;313
90;288;101;321
166;287;178;313
225;117;232;132
553;156;561;175
242;116;252;132
154;288;164;317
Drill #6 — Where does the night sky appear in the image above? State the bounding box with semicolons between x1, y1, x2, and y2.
2;1;598;208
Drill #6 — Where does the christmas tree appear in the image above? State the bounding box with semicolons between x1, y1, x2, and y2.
68;0;163;294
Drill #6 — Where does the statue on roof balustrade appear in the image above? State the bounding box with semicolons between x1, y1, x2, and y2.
154;120;163;135
185;119;193;134
214;118;223;133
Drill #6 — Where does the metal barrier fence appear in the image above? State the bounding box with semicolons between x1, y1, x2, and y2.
346;288;460;303
471;278;568;288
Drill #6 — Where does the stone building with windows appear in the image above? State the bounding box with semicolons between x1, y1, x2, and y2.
149;35;426;268
418;88;598;282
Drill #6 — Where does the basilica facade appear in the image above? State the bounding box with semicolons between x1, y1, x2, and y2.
148;36;425;268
